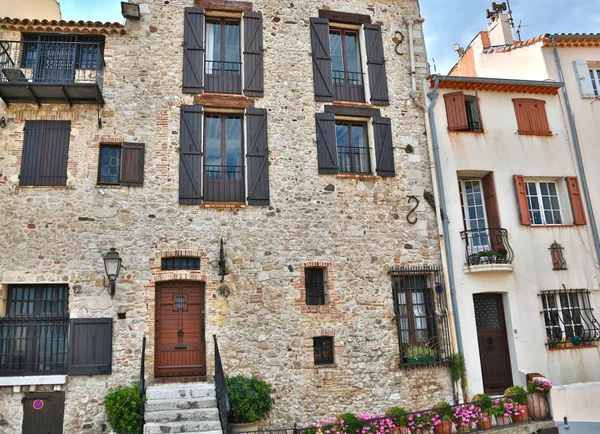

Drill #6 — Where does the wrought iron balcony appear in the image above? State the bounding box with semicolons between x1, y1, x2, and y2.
204;165;244;203
460;228;514;271
205;60;242;94
0;40;105;105
332;69;365;103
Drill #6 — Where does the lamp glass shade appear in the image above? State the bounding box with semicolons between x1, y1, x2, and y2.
103;248;122;280
121;2;141;19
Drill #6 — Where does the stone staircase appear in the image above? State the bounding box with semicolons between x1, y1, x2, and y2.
143;382;223;434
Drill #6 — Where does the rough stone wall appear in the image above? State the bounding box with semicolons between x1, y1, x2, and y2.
0;0;452;432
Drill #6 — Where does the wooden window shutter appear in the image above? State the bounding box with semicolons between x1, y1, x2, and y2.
182;7;205;94
68;318;112;375
364;24;389;106
444;93;468;130
573;60;596;98
179;105;203;204
246;108;269;205
19;120;43;186
120;143;145;186
566;176;586;225
315;113;338;174
310;17;334;102
513;99;551;135
243;11;264;97
482;172;502;248
513;174;531;225
373;116;395;177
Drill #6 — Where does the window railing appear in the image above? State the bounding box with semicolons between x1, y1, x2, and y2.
205;60;242;94
0;40;104;87
460;228;514;266
390;266;452;367
468;120;482;131
332;69;365;102
204;165;244;203
337;145;371;174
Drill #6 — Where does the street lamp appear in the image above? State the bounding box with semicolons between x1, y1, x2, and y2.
103;248;122;297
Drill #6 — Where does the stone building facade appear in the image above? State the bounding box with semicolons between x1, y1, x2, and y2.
0;1;452;432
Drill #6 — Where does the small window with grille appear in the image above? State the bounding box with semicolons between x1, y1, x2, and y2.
313;336;334;365
161;257;201;271
305;268;327;305
541;289;600;347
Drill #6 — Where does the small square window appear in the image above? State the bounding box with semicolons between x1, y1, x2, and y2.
313;337;334;365
305;268;326;305
97;142;145;186
98;145;121;184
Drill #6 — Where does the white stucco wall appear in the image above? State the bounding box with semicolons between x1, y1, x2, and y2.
474;42;551;81
427;83;600;397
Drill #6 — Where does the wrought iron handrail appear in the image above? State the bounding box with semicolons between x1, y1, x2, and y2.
332;69;364;85
214;335;230;434
331;69;365;102
460;228;514;266
205;59;242;75
139;336;146;424
0;39;104;87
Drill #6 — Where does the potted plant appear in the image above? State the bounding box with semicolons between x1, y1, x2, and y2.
405;345;438;364
431;402;453;434
548;336;560;348
406;408;433;434
472;394;493;430
226;375;275;433
504;386;528;422
452;404;481;433
104;383;145;434
495;245;508;263
572;335;583;346
385;407;408;434
527;377;552;420
490;398;512;427
468;253;480;266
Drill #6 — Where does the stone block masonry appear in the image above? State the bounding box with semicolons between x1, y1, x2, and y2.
0;0;451;432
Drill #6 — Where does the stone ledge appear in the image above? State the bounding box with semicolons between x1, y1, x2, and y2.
463;263;514;273
0;375;67;387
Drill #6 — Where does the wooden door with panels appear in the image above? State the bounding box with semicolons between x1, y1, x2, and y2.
22;392;65;434
155;281;206;378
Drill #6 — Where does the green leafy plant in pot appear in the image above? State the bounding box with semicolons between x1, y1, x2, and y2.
385;407;408;433
104;383;146;434
504;386;528;423
406;345;437;364
226;375;275;433
472;394;493;430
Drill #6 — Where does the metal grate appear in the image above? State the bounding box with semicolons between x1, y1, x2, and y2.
390;266;451;367
161;257;200;271
313;337;334;365
540;288;600;345
305;268;326;305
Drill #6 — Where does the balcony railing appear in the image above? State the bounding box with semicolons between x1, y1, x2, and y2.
0;40;105;105
332;69;365;102
204;165;244;203
205;60;242;94
461;228;514;267
338;145;371;174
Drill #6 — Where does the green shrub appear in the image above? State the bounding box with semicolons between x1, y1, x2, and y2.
432;402;453;420
104;383;145;434
226;375;274;424
384;407;408;426
472;393;493;413
504;385;527;405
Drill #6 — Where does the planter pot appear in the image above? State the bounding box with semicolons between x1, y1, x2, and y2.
454;423;474;433
476;412;492;430
392;427;408;434
433;419;452;434
527;392;549;420
495;415;512;426
231;423;259;433
512;404;528;423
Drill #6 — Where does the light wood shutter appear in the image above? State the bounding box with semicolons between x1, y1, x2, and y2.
573;60;595;98
444;93;468;130
566;176;586;225
514;175;531;225
513;99;551;136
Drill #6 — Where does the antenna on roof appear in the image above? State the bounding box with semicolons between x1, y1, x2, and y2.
516;20;529;42
505;0;515;29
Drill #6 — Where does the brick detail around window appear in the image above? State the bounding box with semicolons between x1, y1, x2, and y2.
295;262;339;313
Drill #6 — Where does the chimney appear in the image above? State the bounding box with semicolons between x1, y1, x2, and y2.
487;13;513;46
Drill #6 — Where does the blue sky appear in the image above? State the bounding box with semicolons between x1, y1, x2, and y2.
59;0;600;75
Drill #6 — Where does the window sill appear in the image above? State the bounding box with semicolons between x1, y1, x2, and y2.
336;173;379;180
463;263;514;273
0;375;67;387
547;343;598;351
517;132;554;137
448;128;485;134
332;100;373;107
201;202;247;209
529;224;575;228
313;363;336;369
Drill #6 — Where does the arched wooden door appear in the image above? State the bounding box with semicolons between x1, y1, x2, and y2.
155;281;206;378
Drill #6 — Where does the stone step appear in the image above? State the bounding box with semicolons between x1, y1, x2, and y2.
144;421;222;434
144;408;220;423
146;384;216;400
145;397;217;412
177;431;222;434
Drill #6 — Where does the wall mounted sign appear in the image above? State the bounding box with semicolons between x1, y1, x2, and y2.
33;399;44;410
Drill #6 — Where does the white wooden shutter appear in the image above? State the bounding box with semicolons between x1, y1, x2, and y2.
573;60;595;98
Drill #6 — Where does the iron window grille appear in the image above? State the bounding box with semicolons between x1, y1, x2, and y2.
305;268;327;305
391;266;451;367
0;285;69;376
540;288;600;346
313;336;334;365
161;257;201;271
549;241;567;270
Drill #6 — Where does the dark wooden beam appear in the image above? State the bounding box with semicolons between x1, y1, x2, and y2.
194;0;252;12
319;9;371;25
325;104;380;118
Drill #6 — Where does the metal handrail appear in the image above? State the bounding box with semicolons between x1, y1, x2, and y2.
460;228;514;266
139;336;146;424
214;335;230;434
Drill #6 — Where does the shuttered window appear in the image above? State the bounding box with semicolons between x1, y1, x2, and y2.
19;120;70;187
68;318;112;375
513;99;552;136
566;176;586;225
443;93;482;131
572;60;597;98
98;142;145;186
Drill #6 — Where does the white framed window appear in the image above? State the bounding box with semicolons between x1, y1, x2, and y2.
589;68;600;97
459;179;490;251
525;181;564;225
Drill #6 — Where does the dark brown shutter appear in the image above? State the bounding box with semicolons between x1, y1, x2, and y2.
514;174;531;225
373;116;395;177
310;17;334;102
19;120;43;186
246;108;269;205
179;105;203;204
315;112;338;174
182;7;205;94
444;93;468;130
513;99;551;135
482;172;502;249
120;142;145;186
68;318;112;375
566;176;586;225
364;24;389;106
243;11;264;97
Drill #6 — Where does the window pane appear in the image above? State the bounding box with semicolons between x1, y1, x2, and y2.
99;146;120;184
205;116;222;169
336;124;351;173
206;22;221;73
225;117;242;177
224;22;240;65
345;33;360;72
329;32;343;72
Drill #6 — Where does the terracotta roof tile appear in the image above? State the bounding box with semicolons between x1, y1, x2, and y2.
0;17;126;35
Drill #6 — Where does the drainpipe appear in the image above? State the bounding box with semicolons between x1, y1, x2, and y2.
406;18;426;111
551;37;600;269
426;78;464;358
